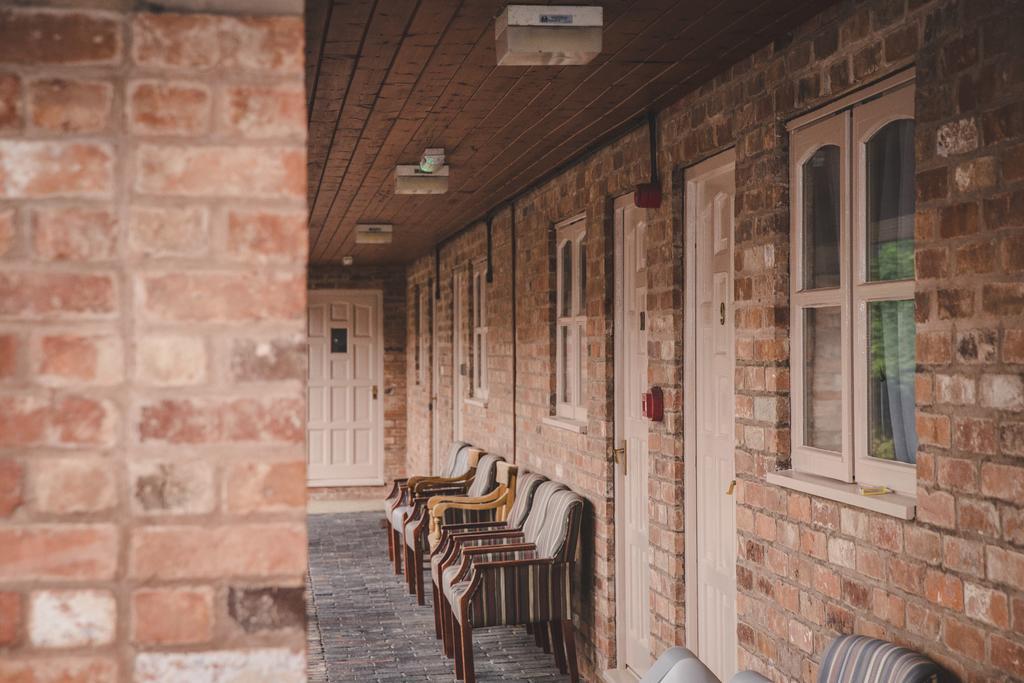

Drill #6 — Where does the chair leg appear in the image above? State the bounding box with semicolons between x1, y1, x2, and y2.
441;599;454;658
404;545;416;593
414;543;425;605
460;618;475;683
452;614;464;679
548;621;567;674
385;523;393;560
432;581;442;639
535;621;551;653
392;530;402;575
562;619;579;683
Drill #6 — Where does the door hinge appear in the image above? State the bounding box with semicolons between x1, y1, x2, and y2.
614;443;627;476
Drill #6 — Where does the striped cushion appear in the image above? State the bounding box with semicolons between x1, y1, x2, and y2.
534;490;585;560
507;472;547;528
819;635;941;683
449;444;474;478
466;454;503;497
522;481;567;543
441;441;470;477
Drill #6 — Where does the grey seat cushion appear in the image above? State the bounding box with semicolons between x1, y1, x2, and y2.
390;505;413;531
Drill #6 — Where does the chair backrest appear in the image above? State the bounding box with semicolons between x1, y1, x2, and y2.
451;445;482;478
466;453;503;497
522;480;567;543
441;441;470;477
534;490;585;560
818;636;941;683
507;472;547;529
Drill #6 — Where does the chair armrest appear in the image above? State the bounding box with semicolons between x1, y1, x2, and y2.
429;485;504;511
408;470;474;494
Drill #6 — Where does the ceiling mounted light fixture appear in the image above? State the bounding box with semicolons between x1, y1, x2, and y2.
419;148;445;174
395;164;449;195
341;255;354;266
495;5;603;66
355;223;394;244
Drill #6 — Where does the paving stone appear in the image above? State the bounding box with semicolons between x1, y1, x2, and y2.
306;512;571;682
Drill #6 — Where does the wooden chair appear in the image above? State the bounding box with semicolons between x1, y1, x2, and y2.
382;441;470;564
387;446;480;575
443;489;585;683
402;453;504;605
428;471;549;642
427;461;521;549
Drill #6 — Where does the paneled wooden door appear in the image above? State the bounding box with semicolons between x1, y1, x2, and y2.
306;289;384;486
614;194;653;678
685;149;738;680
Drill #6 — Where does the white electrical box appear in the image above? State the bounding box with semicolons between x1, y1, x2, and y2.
495;5;603;66
395;165;449;195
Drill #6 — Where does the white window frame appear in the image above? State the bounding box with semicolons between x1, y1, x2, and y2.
789;74;917;496
471;262;488;400
417;283;429;387
555;214;587;422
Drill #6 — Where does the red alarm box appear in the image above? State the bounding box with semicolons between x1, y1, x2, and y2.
641;386;664;421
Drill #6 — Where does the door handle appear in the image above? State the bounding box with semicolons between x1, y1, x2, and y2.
614;443;627;476
720;302;726;325
372;385;379;400
726;479;736;496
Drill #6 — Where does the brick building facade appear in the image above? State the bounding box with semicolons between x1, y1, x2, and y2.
0;4;309;681
404;0;1024;680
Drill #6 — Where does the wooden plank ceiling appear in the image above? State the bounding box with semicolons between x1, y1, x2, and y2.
305;0;825;265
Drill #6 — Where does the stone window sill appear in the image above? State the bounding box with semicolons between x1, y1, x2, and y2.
765;470;916;520
465;397;487;409
542;416;587;434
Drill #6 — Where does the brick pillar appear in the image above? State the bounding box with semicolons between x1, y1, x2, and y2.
0;6;308;681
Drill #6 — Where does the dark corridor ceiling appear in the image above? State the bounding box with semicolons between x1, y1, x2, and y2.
305;0;827;265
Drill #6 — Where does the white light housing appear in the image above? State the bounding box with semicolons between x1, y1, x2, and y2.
495;5;602;66
395;165;449;195
355;224;394;244
419;148;445;174
341;256;354;266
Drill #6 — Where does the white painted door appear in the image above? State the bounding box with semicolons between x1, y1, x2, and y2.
452;271;466;442
686;150;737;680
306;290;384;486
614;195;653;677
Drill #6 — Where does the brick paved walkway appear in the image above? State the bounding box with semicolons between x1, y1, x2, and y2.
306;512;572;682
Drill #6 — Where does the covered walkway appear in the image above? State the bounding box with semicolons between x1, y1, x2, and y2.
306;512;571;682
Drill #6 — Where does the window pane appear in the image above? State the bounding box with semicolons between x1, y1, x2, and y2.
561;242;572;317
560;325;571;403
803;307;842;452
576;321;585;408
801;145;841;290
868;299;917;463
866;120;915;282
578;239;587;316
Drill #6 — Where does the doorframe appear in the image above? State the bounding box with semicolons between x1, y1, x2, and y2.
610;192;645;682
431;279;442;474
683;148;736;658
305;288;386;487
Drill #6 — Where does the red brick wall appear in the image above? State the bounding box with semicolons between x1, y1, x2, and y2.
0;6;308;680
403;0;1024;680
308;264;407;501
